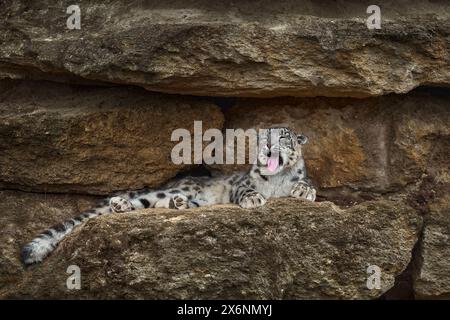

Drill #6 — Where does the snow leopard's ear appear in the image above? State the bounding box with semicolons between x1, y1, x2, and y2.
297;134;308;145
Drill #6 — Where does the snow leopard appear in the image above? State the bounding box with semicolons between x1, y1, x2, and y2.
21;127;316;266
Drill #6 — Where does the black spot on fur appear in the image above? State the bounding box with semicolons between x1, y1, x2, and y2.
182;187;190;191
139;198;150;208
157;193;166;199
190;201;200;207
43;230;53;237
259;173;268;181
53;223;66;232
291;176;300;182
169;189;180;194
188;195;193;200
129;192;136;198
21;245;35;266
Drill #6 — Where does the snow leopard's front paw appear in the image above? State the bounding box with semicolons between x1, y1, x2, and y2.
169;194;189;210
239;191;266;209
291;181;316;201
110;196;134;213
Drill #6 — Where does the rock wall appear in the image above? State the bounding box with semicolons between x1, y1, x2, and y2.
0;0;449;299
219;94;450;193
0;80;223;194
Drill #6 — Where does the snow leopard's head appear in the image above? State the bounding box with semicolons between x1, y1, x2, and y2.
257;127;308;175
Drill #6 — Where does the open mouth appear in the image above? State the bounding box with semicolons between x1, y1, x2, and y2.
267;154;284;172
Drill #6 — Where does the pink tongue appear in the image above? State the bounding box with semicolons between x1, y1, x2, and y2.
267;156;279;172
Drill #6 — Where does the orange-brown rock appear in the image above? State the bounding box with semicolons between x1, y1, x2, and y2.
222;93;450;193
0;80;223;194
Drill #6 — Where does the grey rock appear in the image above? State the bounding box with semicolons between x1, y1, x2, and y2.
0;0;449;98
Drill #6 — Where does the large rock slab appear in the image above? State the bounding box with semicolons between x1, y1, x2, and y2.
0;1;449;98
4;198;421;299
0;80;223;194
221;93;450;193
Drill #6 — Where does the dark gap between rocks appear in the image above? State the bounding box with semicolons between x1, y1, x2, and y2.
380;228;423;300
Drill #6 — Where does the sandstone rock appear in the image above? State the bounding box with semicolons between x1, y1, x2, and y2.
0;1;449;98
389;100;450;190
0;190;98;296
3;197;421;299
413;191;450;299
221;93;450;193
0;80;223;194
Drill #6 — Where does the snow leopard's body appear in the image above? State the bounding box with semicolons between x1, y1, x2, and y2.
21;127;316;266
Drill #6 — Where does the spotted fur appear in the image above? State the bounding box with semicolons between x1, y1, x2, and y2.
21;127;316;266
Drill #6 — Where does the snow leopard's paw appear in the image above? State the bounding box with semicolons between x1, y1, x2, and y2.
239;191;266;209
109;196;134;213
291;181;316;201
169;194;189;210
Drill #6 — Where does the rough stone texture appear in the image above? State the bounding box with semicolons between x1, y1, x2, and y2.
220;93;450;193
0;80;223;194
389;99;450;190
0;0;448;300
413;181;450;299
0;1;449;98
0;190;98;296
2;197;421;299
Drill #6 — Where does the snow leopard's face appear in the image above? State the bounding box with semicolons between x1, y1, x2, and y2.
257;127;307;175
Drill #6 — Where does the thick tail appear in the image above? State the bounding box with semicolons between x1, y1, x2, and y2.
21;203;112;266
